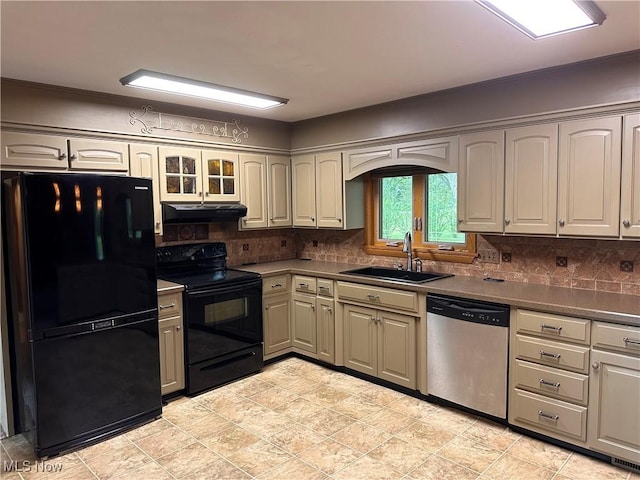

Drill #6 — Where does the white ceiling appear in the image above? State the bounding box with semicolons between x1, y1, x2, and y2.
1;1;639;123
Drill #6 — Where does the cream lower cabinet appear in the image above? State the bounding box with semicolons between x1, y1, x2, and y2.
316;296;335;364
262;275;292;358
343;303;416;389
509;309;590;445
292;292;317;353
157;290;185;396
588;322;640;464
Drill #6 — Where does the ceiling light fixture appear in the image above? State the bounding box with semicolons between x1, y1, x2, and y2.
476;0;606;39
119;69;288;109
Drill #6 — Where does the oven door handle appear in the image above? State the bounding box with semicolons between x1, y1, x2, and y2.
186;281;261;298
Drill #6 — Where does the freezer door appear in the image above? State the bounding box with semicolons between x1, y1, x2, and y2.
15;173;157;336
31;319;162;456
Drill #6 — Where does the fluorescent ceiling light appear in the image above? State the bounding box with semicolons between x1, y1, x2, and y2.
477;0;606;39
120;70;288;109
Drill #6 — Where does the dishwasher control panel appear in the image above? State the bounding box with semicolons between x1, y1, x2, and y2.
427;294;510;327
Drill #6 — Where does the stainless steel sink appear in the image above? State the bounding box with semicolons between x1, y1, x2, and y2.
340;266;453;284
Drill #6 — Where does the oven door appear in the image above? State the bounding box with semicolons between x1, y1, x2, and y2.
184;279;262;365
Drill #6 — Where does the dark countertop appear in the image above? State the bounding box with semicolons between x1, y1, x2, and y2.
239;260;640;327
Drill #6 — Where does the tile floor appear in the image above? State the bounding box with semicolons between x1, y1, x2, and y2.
1;357;637;480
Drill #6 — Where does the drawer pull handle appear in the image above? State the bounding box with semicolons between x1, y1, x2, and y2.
623;337;640;346
539;350;561;360
159;303;176;309
366;294;380;301
319;286;330;291
271;283;283;288
540;323;563;333
537;410;559;421
539;378;561;389
299;283;309;289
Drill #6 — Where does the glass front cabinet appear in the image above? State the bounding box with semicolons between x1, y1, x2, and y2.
158;147;240;203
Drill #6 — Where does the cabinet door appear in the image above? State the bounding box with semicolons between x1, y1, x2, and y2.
129;143;162;235
267;155;292;228
1;132;68;169
68;139;129;172
588;349;640;463
158;315;185;395
316;297;335;364
292;155;317;227
505;124;558;234
316;152;344;228
458;130;505;232
621;113;640;238
558;117;622;237
158;147;202;202
239;154;268;229
343;304;377;376
202;150;240;202
377;310;416;389
292;293;317;353
263;294;291;355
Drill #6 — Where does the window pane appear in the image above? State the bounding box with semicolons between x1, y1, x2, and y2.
427;173;465;244
380;176;412;240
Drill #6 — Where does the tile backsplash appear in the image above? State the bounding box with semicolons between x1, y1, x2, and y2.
158;225;639;296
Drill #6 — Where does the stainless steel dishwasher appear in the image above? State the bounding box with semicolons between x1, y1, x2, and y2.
427;294;510;419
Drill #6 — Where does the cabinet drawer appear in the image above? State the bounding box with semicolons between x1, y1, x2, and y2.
516;309;590;345
263;274;289;295
513;359;589;405
158;292;183;319
515;334;590;373
592;321;640;356
317;278;334;298
511;389;587;441
294;275;317;294
337;281;418;313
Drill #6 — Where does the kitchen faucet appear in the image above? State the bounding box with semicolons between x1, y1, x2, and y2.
402;231;412;271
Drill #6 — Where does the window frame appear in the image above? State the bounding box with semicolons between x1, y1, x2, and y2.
363;172;477;264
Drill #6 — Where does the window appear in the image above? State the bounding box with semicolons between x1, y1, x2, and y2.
364;171;476;263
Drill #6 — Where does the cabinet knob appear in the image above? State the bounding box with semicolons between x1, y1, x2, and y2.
623;219;631;228
265;306;270;310
205;192;210;197
69;154;77;161
458;218;464;224
311;217;315;222
592;362;599;370
59;153;67;160
155;221;161;228
176;326;181;331
505;218;510;225
558;219;565;227
337;218;342;223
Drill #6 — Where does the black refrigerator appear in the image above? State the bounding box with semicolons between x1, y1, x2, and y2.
4;172;162;458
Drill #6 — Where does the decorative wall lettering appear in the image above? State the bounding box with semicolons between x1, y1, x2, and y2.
128;105;249;143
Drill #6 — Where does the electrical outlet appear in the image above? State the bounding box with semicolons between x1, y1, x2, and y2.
478;248;500;264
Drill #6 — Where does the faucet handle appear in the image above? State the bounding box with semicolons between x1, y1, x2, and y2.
392;262;404;270
414;258;423;272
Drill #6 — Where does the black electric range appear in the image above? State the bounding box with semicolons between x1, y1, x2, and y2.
156;243;263;395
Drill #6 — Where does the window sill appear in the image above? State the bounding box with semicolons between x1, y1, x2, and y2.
363;245;477;264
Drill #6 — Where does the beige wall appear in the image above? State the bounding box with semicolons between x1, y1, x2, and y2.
291;51;640;150
1;80;292;152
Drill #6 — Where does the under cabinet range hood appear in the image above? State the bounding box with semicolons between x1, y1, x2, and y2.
162;203;248;223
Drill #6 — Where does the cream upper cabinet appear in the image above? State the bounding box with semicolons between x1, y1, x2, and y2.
267;155;292;228
240;154;291;230
129;143;162;235
68;139;129;172
292;155;317;227
239;154;268;229
316;152;343;228
457;130;505;233
158;147;240;203
621;113;640;238
504;124;558;235
558;117;622;237
1;132;128;172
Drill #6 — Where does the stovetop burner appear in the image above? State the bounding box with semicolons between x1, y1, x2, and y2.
156;242;260;290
